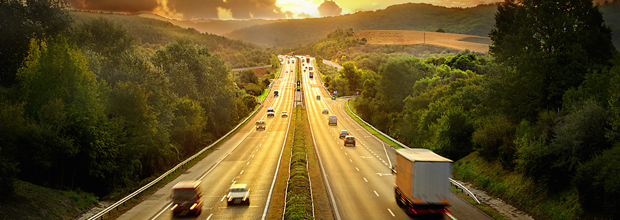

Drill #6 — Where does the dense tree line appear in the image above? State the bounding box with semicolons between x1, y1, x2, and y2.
0;0;262;196
318;0;620;218
70;11;271;68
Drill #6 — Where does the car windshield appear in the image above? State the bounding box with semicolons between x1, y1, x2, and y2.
173;189;197;200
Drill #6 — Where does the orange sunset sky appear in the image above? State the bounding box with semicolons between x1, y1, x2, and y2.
66;0;504;20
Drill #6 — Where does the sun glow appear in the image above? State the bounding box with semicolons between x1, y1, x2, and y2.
276;0;321;18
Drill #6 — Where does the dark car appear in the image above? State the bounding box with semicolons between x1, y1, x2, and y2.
344;136;356;147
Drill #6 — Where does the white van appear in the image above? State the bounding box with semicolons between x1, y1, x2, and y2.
328;115;337;125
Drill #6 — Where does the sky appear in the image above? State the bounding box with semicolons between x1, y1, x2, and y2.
66;0;501;20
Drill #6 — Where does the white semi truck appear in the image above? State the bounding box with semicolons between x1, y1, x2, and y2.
393;148;452;215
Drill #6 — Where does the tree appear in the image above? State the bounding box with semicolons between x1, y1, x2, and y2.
377;56;433;112
339;62;361;93
238;70;259;84
70;18;134;67
489;0;616;118
270;54;281;69
0;0;73;87
17;36;109;189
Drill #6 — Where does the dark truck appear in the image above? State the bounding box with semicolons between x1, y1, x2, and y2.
171;181;203;216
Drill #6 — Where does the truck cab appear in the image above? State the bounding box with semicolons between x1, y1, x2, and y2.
171;181;203;216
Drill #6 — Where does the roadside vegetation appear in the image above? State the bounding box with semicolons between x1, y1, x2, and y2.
315;0;620;219
0;2;276;218
0;180;98;219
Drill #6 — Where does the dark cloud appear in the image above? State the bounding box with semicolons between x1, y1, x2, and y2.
67;0;158;12
318;0;342;17
166;0;223;20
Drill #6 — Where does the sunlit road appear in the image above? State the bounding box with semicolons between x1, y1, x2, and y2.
301;56;492;220
117;56;296;220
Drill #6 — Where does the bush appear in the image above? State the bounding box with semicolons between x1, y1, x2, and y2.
243;83;263;96
472;114;513;159
430;107;475;160
574;145;620;218
242;95;257;110
436;28;445;33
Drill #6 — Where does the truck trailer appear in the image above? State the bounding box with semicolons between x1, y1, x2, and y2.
394;149;452;216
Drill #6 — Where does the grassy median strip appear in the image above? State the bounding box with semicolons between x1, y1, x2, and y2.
266;107;295;219
344;99;400;148
284;106;313;219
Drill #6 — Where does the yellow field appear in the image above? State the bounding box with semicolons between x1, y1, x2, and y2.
355;30;491;53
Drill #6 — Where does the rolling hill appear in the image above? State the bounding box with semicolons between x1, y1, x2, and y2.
223;3;498;48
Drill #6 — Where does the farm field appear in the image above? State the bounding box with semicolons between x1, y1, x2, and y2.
355;30;491;53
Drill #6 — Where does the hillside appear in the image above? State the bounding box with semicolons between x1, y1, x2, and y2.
137;13;282;36
224;3;497;48
356;30;491;53
69;11;271;68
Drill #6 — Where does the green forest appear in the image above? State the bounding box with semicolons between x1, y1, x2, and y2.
0;0;272;201
315;0;620;219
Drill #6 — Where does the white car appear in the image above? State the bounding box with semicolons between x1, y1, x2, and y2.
227;184;250;206
281;111;288;117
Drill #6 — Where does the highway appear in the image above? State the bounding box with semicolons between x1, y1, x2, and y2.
300;56;492;220
115;55;492;220
117;55;296;220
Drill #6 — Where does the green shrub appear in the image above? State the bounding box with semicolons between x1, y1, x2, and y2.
574;145;620;218
472;114;514;162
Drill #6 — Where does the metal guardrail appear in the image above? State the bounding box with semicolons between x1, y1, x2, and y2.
450;178;481;204
344;100;481;205
345;101;409;149
88;103;263;220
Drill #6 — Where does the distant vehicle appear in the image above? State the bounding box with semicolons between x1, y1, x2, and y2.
394;149;452;216
322;108;329;114
309;71;314;78
171;181;203;216
267;108;275;117
306;57;310;63
274;90;279;97
344;136;356;147
309;66;313;71
339;130;349;139
331;96;336;100
256;120;266;130
316;95;320;100
281;111;288;117
227;184;250;206
328;115;337;125
288;60;290;64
